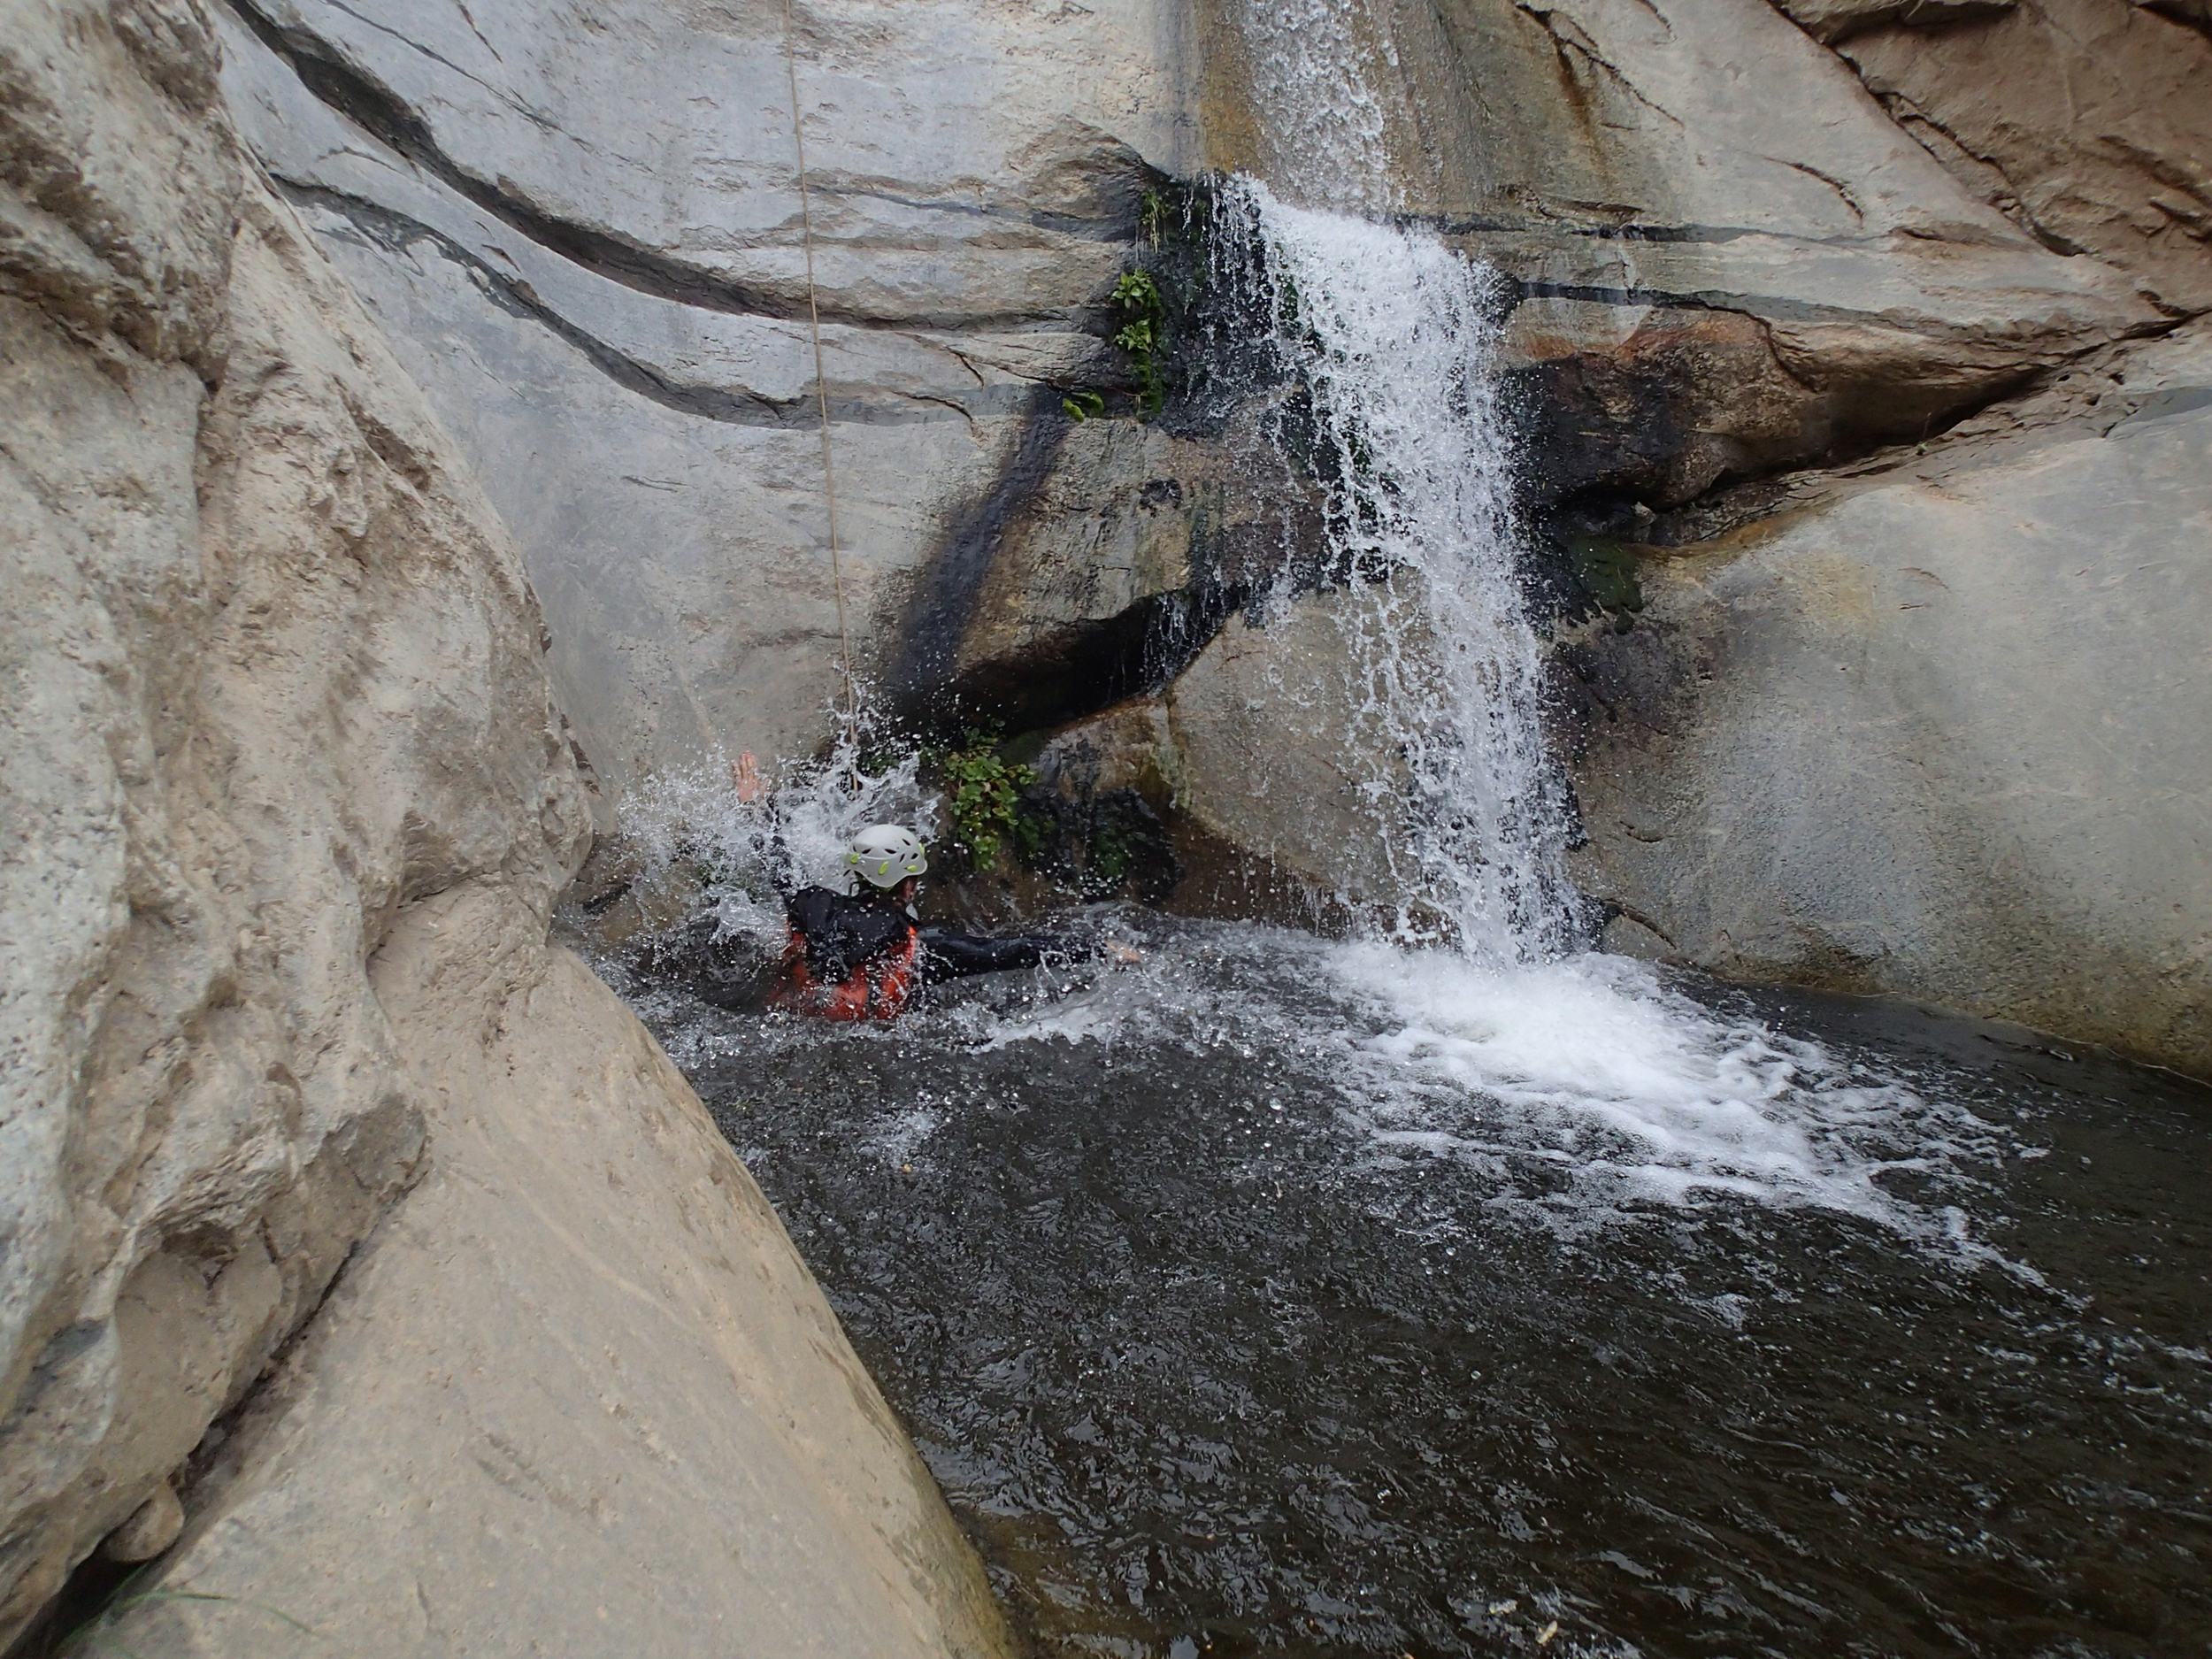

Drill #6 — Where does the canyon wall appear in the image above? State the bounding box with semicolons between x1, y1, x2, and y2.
1087;0;2211;1067
1563;322;2212;1076
3;0;2204;1641
170;0;2212;1059
1366;0;2208;1072
0;2;1011;1647
211;0;1210;795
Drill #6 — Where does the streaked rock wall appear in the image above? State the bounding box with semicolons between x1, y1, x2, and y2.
211;0;1208;793
204;0;2209;1072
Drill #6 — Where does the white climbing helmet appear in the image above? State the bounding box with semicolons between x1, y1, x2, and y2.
845;824;928;890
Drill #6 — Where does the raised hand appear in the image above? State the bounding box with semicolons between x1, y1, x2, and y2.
731;750;764;804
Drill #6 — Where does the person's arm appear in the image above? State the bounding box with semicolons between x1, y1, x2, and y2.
732;751;766;803
733;751;798;901
915;929;1141;983
916;929;1064;982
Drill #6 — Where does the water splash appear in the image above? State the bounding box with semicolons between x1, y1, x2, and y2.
1320;944;2025;1254
618;717;933;954
1209;179;1583;961
600;913;2026;1254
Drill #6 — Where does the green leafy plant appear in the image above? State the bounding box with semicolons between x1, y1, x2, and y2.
1140;187;1171;249
1110;269;1167;416
1566;535;1646;632
1091;813;1132;888
930;730;1040;870
1060;388;1106;421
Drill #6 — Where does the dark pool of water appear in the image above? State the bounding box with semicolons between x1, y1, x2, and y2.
599;920;2212;1659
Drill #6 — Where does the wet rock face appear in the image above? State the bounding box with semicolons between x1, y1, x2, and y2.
1562;322;2212;1077
910;389;1322;733
1024;702;1187;905
1015;585;1428;930
211;0;1210;794
1210;0;2185;522
0;0;592;1637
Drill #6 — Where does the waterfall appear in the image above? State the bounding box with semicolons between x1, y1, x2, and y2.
1190;0;1585;964
1208;180;1584;964
1228;2;1399;211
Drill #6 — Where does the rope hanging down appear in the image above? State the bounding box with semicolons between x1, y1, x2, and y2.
783;0;857;724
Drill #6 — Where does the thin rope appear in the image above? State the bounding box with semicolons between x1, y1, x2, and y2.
783;0;857;730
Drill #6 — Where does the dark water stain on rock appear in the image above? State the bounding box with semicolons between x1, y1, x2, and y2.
884;385;1076;724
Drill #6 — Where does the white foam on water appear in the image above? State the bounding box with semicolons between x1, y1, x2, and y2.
925;926;2017;1249
866;1103;943;1171
941;928;1285;1058
1323;942;2019;1242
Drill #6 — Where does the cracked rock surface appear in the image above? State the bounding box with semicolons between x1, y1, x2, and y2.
1364;0;2174;510
1832;0;2212;311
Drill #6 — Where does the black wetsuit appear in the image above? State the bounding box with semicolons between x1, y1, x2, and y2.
783;886;1078;985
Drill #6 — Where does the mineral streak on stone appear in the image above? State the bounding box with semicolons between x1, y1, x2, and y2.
206;0;2169;789
209;0;1210;795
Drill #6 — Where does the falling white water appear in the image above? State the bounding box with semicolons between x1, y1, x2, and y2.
1230;0;1401;210
1211;179;1582;963
1124;42;2002;1233
591;7;2013;1252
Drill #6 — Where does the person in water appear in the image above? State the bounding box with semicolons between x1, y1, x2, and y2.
733;753;1137;1022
